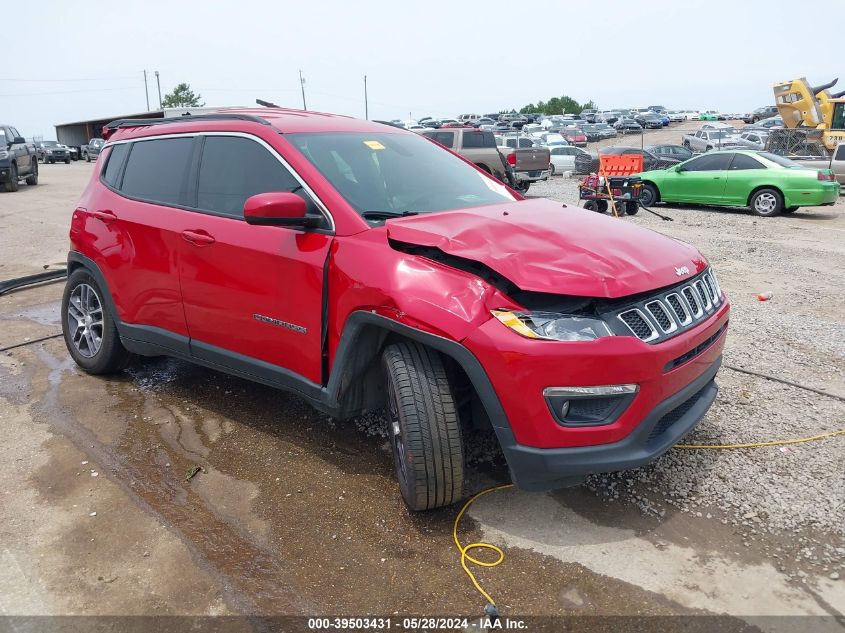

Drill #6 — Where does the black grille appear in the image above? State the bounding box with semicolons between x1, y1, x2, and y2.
666;294;687;323
619;311;654;340
682;287;700;313
647;385;709;443
664;323;728;372
647;302;672;331
568;397;618;420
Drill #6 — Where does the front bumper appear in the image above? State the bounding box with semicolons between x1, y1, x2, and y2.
462;299;729;490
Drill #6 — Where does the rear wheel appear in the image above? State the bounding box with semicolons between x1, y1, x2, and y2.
25;160;38;186
62;268;133;374
750;188;783;217
4;164;18;192
596;200;608;213
549;163;556;176
515;181;530;193
640;183;658;206
382;342;464;511
84;152;91;162
625;202;639;215
583;200;599;212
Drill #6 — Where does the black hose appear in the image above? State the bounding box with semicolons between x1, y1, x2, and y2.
0;333;63;353
0;269;67;296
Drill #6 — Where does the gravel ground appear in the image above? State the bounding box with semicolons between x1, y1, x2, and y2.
355;170;845;577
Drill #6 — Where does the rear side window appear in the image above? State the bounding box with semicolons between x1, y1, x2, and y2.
683;153;733;171
196;136;300;218
120;138;194;205
102;144;129;187
835;145;845;160
729;154;764;170
429;131;455;147
460;131;496;149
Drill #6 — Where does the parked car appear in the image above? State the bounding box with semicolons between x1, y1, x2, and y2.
496;139;551;191
419;117;441;129
580;108;598;123
743;106;779;124
614;117;643;134
646;144;695;162
635;113;664;129
793;141;845;185
637;150;840;216
667;111;686;123
735;131;769;151
698;111;720;121
36;140;72;164
0;124;38;192
593;122;617;138
580;124;604;142
597;111;622;124
64;109;729;511
472;117;497;128
682;129;743;152
549;145;590;175
81;138;105;161
421;127;508;181
574;146;681;175
749;116;784;131
521;123;545;136
561;126;588;146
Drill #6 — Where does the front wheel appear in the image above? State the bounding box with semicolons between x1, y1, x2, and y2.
62;268;133;374
640;183;658;207
783;206;798;214
382;342;464;511
4;163;18;192
84;152;91;162
750;188;783;217
583;200;600;212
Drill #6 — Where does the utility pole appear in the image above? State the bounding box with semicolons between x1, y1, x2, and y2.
299;70;307;110
364;75;368;120
143;70;150;110
154;71;162;109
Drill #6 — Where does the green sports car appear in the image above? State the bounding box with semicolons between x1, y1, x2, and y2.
637;150;840;217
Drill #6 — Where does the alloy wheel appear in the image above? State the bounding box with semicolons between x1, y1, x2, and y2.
66;283;104;358
754;192;777;214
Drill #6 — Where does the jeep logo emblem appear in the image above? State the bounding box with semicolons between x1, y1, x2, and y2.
675;266;690;277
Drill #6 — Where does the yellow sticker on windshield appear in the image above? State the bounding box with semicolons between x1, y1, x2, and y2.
364;140;385;150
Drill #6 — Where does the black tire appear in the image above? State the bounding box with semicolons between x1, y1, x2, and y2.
596;200;608;213
640;183;658;206
783;206;799;214
382;341;464;511
61;268;133;375
749;188;783;217
549;163;556;176
583;200;599;212
65;158;71;164
515;181;530;193
4;163;18;192
85;152;91;162
25;160;38;186
625;201;639;215
683;140;690;148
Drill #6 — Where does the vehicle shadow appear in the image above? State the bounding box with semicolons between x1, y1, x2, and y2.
658;202;840;221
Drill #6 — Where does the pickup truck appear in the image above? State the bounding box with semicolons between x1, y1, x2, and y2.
496;135;551;192
682;129;743;152
421;128;509;183
793;142;845;185
81;138;105;162
0;124;38;192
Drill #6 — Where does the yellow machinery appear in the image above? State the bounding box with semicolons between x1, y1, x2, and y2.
772;77;845;151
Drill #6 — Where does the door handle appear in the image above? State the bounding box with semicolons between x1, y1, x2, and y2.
181;230;216;246
90;209;117;222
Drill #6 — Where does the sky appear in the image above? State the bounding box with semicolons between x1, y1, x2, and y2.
3;0;839;139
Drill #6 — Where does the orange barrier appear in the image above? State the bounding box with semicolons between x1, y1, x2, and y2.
599;154;643;177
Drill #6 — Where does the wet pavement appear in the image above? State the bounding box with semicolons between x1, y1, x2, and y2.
0;164;843;632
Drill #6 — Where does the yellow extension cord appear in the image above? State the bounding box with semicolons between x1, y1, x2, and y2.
452;428;845;609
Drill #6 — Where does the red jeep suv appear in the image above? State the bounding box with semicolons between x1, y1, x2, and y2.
63;109;729;510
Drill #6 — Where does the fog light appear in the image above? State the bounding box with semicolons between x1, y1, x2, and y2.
559;400;571;418
544;384;639;427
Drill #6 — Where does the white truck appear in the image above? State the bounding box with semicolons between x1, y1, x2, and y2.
681;129;743;152
794;142;845;185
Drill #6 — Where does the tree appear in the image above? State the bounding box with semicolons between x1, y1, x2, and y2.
161;83;204;108
519;95;596;115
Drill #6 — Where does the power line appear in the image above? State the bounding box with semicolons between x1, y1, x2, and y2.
0;75;139;82
0;86;140;97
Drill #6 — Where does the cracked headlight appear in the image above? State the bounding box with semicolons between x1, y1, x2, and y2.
492;310;613;342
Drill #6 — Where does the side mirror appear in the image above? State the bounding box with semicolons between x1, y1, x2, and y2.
243;192;318;228
675;165;685;173
10;136;25;146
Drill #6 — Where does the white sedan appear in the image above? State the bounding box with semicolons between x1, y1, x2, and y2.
549;145;590;175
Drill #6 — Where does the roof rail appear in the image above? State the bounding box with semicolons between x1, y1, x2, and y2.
102;113;271;138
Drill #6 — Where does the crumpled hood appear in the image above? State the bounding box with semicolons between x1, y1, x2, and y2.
385;198;707;298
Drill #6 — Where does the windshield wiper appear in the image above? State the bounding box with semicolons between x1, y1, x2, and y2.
361;210;420;220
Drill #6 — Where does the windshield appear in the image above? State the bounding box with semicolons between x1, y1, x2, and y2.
42;141;59;147
758;152;805;169
287;132;515;218
91;139;104;146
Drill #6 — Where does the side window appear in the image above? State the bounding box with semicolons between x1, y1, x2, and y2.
835;145;845;161
505;139;517;148
102;143;129;187
120;137;194;205
694;131;702;138
196;136;301;218
683;153;733;171
460;131;487;149
518;138;534;148
551;147;565;156
729;154;764;170
432;131;455;147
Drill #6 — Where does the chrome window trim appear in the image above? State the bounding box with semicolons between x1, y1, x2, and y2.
105;131;336;232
